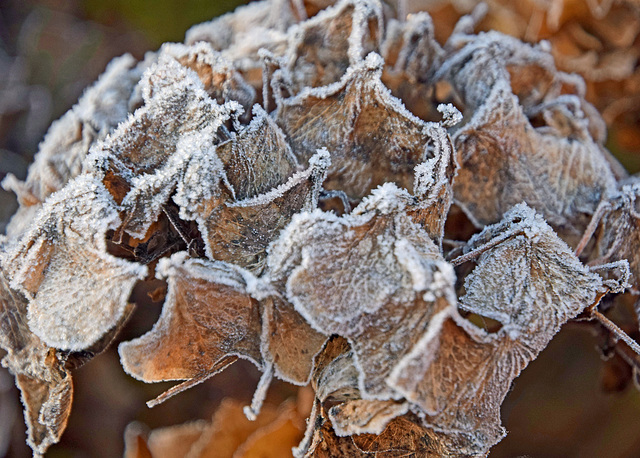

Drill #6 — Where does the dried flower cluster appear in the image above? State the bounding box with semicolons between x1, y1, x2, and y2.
1;0;639;456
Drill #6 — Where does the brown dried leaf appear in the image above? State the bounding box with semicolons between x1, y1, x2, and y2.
275;52;441;201
3;175;146;351
388;204;604;455
119;252;262;384
126;397;307;458
200;149;329;273
283;0;382;92
0;269;73;456
268;183;457;398
234;400;306;458
192;398;280;458
443;33;617;245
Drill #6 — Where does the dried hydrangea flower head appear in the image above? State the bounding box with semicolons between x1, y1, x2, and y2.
1;0;639;456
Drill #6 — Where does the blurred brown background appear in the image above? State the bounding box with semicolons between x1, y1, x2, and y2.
1;1;640;457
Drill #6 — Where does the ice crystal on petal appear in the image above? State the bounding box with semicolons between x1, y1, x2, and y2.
2;54;148;238
268;183;457;398
443;32;617;245
3;175;146;351
119;252;263;383
275;52;442;202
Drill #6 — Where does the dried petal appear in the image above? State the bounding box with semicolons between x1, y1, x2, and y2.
389;205;603;455
119;252;262;384
200;148;329;272
283;0;383;91
163;42;257;117
89;55;240;239
185;0;301;89
260;294;327;385
304;412;453;458
3;175;146;350
590;178;640;291
381;13;445;121
0;269;72;456
2;54;147;238
389;314;530;455
269;183;457;398
328;399;409;436
459;204;603;349
442;32;617;245
214;105;299;201
275;52;439;201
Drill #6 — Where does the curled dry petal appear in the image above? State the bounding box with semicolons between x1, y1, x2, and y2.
269;183;457;398
3;175;146;351
2;54;147;238
275;52;442;201
260;294;327;385
200;148;329;273
0;269;72;456
381;12;445;121
89;55;241;239
444;32;617;246
588;177;640;291
119;252;263;383
389;204;604;455
283;0;383;92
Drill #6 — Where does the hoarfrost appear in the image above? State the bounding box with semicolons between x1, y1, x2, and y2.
441;31;617;246
119;252;263;384
161;42;257;118
2;54;148;238
3;175;147;350
275;51;439;201
87;56;241;239
267;183;457;398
